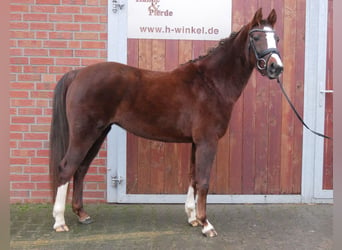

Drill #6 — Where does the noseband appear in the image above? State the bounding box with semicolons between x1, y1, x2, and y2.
249;28;281;74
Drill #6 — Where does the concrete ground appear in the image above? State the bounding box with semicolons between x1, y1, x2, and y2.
10;203;332;250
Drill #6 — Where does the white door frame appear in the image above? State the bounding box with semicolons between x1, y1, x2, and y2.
106;0;332;203
301;0;333;203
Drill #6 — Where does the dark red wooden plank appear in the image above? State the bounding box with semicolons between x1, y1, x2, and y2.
323;0;333;190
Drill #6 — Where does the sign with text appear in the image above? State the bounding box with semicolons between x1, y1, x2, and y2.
128;0;232;40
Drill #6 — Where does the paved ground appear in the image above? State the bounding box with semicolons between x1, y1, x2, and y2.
10;203;332;250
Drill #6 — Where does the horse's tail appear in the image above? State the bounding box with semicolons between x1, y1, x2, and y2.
49;70;79;202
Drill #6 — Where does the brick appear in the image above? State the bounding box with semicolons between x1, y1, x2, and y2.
82;6;105;14
30;57;54;65
10;133;24;140
81;23;105;31
24;166;48;174
30;91;53;99
18;108;43;115
82;58;104;66
12;149;35;157
10;65;22;73
10;48;23;56
31;158;49;165
11;116;35;124
84;175;105;182
30;22;54;30
31;175;50;182
24;48;49;56
75;32;98;40
10;13;22;21
24;65;48;73
10;90;29;98
49;31;73;40
37;150;50;157
31;124;50;132
19;141;43;148
10;158;29;165
49;14;73;22
23;14;48;22
18;74;41;81
11;82;35;90
36;0;61;4
82;41;106;49
12;182;36;190
36;31;49;39
43;40;68;48
24;133;48;140
56;58;80;66
10;57;28;64
49;66;73;74
56;6;81;13
68;41;81;49
36;82;55;90
11;98;34;106
56;23;80;31
11;0;34;3
50;49;73;57
74;15;99;23
10;22;29;30
62;0;85;4
31;5;56;13
10;175;30;182
42;74;56;82
10;5;30;12
36;182;50;190
11;31;35;39
75;50;98;57
18;40;42;48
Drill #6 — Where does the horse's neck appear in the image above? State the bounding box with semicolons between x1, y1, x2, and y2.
198;29;254;101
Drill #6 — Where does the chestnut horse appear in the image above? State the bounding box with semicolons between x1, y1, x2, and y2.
50;8;283;237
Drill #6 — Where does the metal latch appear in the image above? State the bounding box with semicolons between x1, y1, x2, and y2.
111;176;124;186
320;89;334;94
319;89;334;107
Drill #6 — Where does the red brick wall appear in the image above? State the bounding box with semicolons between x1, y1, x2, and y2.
10;0;108;203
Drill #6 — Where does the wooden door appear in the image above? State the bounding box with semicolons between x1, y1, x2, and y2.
125;0;306;195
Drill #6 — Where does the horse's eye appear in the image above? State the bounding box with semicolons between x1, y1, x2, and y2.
253;36;260;42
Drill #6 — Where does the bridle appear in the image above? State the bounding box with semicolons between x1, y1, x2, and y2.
248;28;281;74
248;27;331;140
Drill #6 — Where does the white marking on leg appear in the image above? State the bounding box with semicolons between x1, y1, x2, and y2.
185;186;197;225
202;219;217;237
53;182;69;231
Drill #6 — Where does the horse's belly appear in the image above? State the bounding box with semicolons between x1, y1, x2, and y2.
114;113;193;143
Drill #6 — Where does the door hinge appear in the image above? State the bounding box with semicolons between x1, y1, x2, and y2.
111;176;124;186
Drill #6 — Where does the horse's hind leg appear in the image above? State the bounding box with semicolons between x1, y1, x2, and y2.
53;126;108;232
72;126;111;224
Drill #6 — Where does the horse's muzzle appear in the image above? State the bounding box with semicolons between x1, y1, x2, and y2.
266;54;283;79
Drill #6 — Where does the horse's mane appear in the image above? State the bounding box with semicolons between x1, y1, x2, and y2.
186;31;239;64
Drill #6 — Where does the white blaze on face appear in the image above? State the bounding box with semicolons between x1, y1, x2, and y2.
264;26;283;67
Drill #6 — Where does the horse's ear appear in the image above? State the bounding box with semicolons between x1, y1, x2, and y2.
251;8;263;27
267;9;277;26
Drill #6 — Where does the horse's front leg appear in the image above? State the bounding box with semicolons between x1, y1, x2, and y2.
185;143;200;227
194;140;218;237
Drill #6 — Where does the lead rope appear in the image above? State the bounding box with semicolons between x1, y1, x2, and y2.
276;77;332;140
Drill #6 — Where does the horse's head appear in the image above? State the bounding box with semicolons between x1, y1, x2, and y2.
248;8;283;79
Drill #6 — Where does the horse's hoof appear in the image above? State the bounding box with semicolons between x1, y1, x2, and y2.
189;220;200;227
55;224;69;232
203;229;218;238
78;216;94;225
